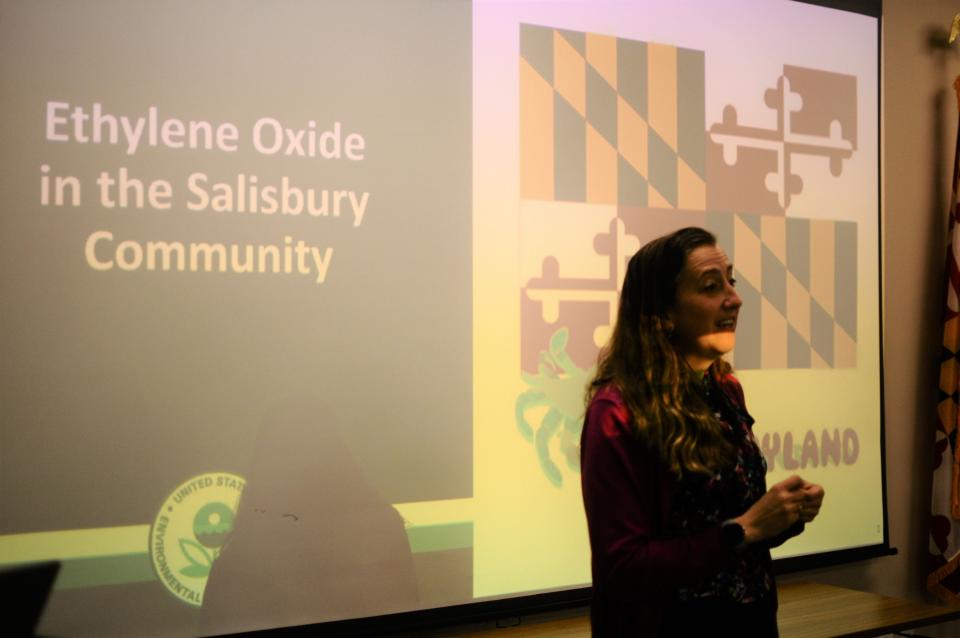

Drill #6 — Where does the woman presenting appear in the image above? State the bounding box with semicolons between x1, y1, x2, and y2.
581;227;824;637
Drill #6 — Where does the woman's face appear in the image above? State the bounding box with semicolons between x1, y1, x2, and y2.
666;244;742;372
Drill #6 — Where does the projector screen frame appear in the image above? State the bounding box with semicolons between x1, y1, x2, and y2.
0;0;887;635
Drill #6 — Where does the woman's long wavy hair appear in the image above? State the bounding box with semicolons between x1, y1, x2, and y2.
587;226;736;477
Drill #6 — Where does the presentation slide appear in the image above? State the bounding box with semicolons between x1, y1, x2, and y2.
0;1;880;636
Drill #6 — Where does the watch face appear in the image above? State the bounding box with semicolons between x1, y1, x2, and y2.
722;521;745;547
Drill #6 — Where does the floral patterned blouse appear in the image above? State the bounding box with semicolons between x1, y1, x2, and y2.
672;372;772;603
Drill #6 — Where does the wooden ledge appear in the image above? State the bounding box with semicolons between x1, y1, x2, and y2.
778;581;960;638
424;582;960;637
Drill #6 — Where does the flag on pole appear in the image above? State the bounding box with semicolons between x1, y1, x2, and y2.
928;76;960;602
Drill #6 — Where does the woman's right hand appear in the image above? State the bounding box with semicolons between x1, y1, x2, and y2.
734;475;807;544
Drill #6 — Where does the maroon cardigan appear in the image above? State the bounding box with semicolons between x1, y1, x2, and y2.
580;378;798;636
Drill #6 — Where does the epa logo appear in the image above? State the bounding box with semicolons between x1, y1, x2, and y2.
149;472;245;606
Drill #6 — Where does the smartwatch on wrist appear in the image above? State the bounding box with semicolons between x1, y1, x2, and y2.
721;519;747;552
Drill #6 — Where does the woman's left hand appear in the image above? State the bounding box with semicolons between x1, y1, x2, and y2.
799;481;825;523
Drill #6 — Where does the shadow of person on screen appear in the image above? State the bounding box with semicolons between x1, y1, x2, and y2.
199;396;418;636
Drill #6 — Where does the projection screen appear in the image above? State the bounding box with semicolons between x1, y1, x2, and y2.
0;1;882;635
